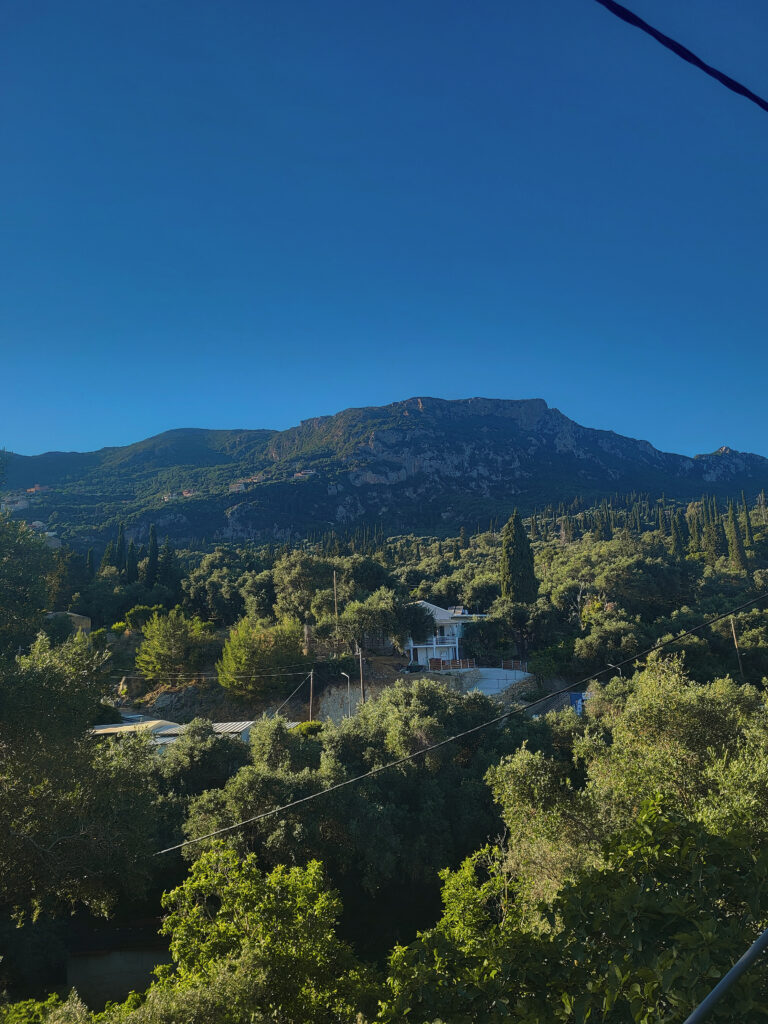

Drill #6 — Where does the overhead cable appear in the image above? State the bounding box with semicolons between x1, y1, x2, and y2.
155;589;767;855
594;0;768;115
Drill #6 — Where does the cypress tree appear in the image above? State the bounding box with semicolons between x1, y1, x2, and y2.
126;539;139;583
115;523;126;574
145;524;159;587
742;495;754;549
702;520;719;566
670;512;685;560
715;514;728;558
500;509;538;603
157;538;180;590
727;503;749;572
85;548;95;579
99;540;115;574
529;515;539;541
459;526;468;549
657;507;666;536
686;510;700;553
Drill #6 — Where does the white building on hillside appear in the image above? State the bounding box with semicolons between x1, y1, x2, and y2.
406;601;486;667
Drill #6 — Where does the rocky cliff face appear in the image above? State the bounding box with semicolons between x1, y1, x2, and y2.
6;397;768;544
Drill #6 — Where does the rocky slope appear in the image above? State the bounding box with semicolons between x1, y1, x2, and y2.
5;397;768;546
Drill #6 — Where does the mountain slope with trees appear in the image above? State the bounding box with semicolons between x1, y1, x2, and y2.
5;397;768;547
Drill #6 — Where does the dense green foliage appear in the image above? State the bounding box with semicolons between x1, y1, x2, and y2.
0;515;52;656
2;486;768;1022
0;634;158;917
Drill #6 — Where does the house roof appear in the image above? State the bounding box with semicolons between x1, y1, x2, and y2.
157;721;255;737
90;719;180;737
416;600;486;623
416;600;457;624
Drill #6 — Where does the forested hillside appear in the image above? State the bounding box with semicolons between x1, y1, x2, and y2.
5;397;768;546
2;487;768;1023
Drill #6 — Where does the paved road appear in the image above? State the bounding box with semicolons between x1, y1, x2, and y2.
462;667;533;697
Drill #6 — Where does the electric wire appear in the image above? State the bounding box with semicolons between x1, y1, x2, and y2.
155;589;767;855
594;0;768;116
109;669;313;681
271;673;312;717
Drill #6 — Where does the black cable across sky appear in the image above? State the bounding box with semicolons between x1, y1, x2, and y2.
594;0;768;116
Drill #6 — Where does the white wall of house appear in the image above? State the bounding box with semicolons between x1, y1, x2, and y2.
406;601;485;665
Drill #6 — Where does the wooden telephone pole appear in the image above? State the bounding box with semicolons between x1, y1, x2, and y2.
359;648;365;705
309;668;314;721
730;617;745;683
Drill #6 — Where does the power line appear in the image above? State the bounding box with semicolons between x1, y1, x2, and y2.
272;673;312;717
594;0;768;116
109;668;313;681
155;589;767;855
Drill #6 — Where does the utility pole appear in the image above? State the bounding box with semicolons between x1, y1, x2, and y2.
341;672;350;717
359;648;365;705
309;668;314;722
333;569;339;653
730;617;745;683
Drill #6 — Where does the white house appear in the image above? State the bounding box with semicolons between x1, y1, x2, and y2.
406;601;485;667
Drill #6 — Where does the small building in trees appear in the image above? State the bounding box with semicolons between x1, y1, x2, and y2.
405;601;485;667
90;718;261;749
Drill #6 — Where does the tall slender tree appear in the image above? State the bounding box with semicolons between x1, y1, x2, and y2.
99;540;115;574
125;539;139;583
741;493;755;550
726;502;749;573
145;524;159;587
157;538;181;592
670;512;686;561
500;510;538;603
114;523;126;574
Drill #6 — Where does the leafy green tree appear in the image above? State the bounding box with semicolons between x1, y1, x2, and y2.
159;845;374;1024
332;587;431;653
135;610;216;683
0;635;158;916
184;680;528;901
159;719;250;798
125;603;164;631
216;616;308;695
272;551;333;621
499;510;538;603
0;515;52;657
380;800;768;1024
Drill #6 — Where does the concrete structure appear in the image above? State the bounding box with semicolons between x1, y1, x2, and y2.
462;667;534;697
44;610;91;633
405;602;486;666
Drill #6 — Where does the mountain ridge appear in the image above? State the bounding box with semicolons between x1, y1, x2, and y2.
4;397;767;546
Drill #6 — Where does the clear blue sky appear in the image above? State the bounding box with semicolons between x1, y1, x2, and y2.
2;0;767;458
